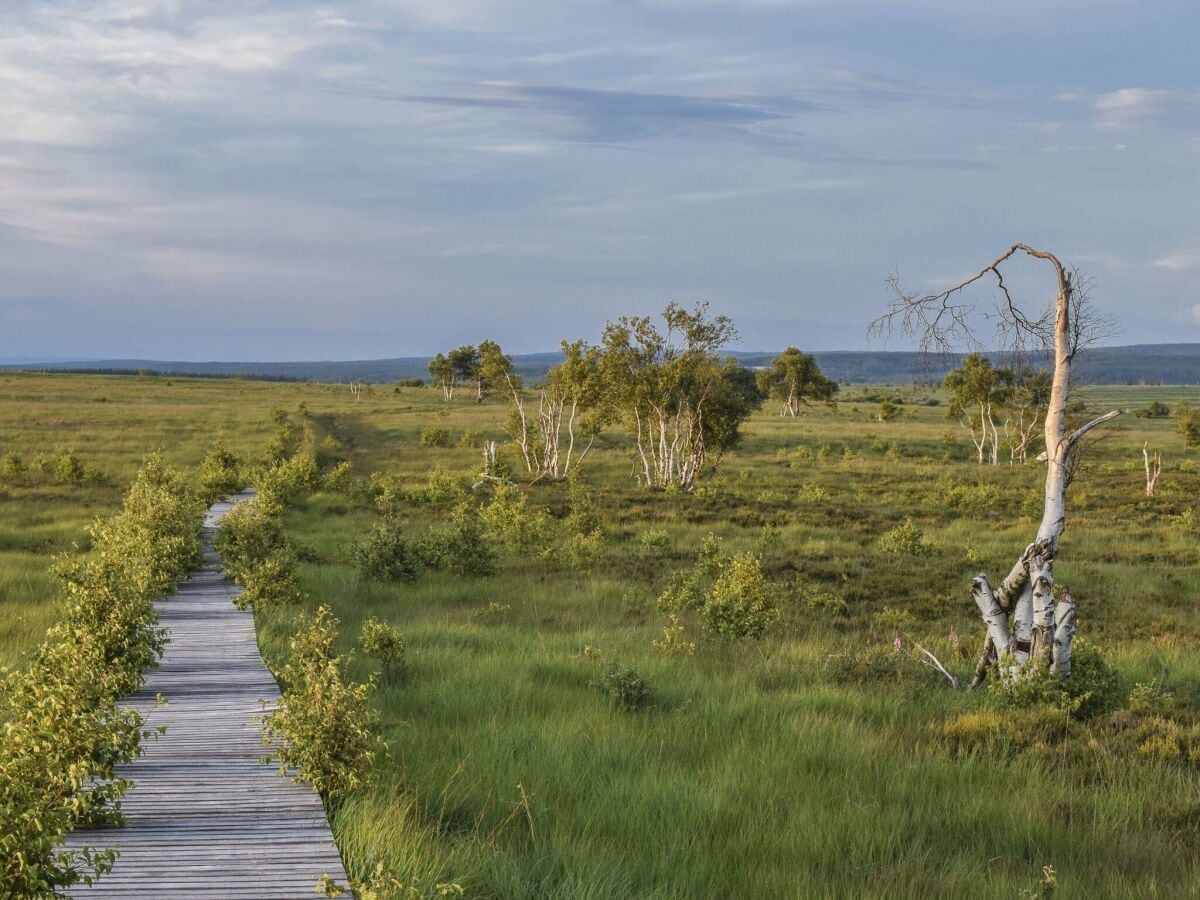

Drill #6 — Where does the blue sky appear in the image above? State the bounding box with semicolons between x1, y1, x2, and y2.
1;0;1198;360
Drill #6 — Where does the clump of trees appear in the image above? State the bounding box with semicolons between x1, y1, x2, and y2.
943;354;1051;465
434;302;777;489
757;347;837;416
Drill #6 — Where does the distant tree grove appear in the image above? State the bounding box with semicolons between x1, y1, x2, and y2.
425;303;834;489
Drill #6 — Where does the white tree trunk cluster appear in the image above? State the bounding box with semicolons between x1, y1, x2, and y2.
632;403;706;489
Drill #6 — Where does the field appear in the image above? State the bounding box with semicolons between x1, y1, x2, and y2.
4;372;1200;898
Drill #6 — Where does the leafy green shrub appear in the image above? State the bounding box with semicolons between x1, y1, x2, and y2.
323;460;354;492
421;502;496;576
565;474;601;537
1134;401;1171;418
354;518;420;582
591;661;651;711
214;499;287;581
701;551;778;640
637;528;671;555
408;467;468;507
233;551;306;610
652;615;696;656
419;426;453;447
987;641;1122;721
262;606;376;809
457;429;481;448
876;518;927;555
0;457;201;895
479;484;554;554
359;618;407;684
197;437;242;501
0;450;25;476
256;453;320;507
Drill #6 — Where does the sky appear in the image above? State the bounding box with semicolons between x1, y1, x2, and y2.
1;0;1199;361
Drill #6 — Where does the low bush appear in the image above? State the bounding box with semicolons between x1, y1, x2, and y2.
591;660;652;711
419;426;453;448
701;551;778;640
354;518;420;582
359;618;407;684
262;606;376;810
0;457;202;895
197;437;243;502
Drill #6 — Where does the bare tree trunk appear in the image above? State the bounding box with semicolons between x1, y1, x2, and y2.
1143;442;1162;496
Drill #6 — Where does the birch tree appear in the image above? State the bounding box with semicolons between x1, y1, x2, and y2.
599;302;746;490
429;353;455;401
478;342;534;473
535;340;607;480
872;244;1119;684
757;348;837;416
944;353;1010;465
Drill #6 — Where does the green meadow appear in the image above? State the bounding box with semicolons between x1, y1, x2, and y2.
4;372;1200;898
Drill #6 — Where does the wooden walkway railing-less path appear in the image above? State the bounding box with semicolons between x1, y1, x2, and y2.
66;492;349;899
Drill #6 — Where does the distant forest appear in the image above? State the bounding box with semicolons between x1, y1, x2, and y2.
4;344;1200;386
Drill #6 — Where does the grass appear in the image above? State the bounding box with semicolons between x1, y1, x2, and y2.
5;372;1200;897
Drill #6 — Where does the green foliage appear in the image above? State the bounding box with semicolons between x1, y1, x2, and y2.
591;660;651;711
877;400;900;422
262;605;376;810
255;453;320;508
420;426;453;448
0;457;201;896
359;618;407;684
757;347;837;416
197;436;243;501
421;502;496;576
407;467;468;507
987;641;1122;721
0;450;24;476
876;518;927;555
636;527;671;555
214;499;288;582
479;484;554;554
1134;400;1171;418
700;551;778;640
652;615;696;656
1175;403;1200;449
233;551;306;610
355;518;420;582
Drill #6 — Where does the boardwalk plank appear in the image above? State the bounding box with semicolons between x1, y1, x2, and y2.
65;493;349;899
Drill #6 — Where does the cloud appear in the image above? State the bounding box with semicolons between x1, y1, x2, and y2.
1153;249;1200;272
1187;304;1200;324
1092;87;1200;132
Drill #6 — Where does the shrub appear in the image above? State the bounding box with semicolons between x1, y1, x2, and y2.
422;502;496;576
359;618;407;684
591;661;651;711
986;641;1122;721
214;499;288;581
479;484;554;554
323;460;354;493
197;437;242;501
233;551;306;610
354;518;420;582
876;518;927;555
637;528;672;555
262;606;376;809
419;426;452;447
701;552;778;640
0;457;201;895
408;467;468;507
256;453;320;507
1134;401;1171;418
565;474;601;537
652;615;696;656
1;450;24;476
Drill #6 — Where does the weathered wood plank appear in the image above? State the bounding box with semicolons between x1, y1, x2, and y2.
65;492;349;899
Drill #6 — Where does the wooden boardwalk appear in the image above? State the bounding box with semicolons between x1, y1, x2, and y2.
66;492;349;899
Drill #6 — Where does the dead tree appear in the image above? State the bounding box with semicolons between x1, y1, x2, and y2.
872;244;1119;684
1143;442;1163;497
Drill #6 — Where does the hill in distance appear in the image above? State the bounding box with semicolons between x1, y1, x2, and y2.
3;345;1200;385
